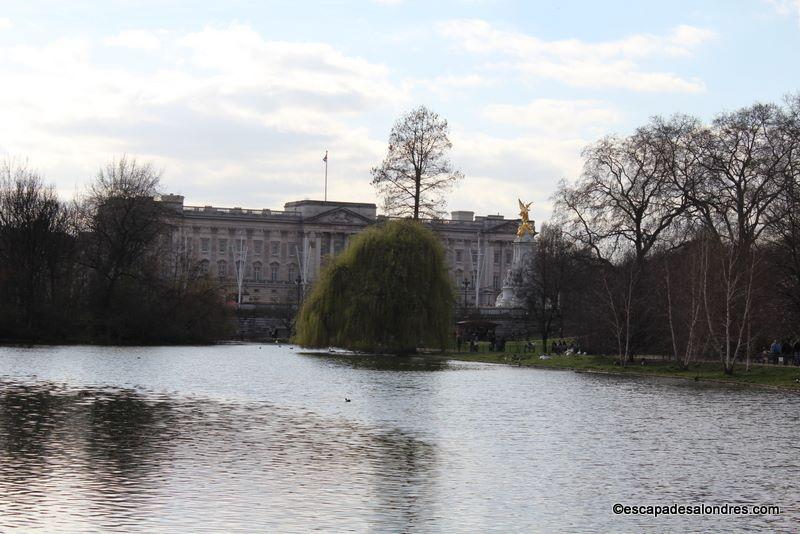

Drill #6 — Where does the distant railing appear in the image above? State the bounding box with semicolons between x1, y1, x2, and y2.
215;277;302;285
183;205;300;218
377;215;517;227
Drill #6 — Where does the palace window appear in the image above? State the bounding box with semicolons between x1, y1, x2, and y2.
493;273;500;290
254;240;263;255
218;239;227;254
288;264;296;282
253;262;262;281
271;241;280;256
333;234;344;255
471;251;478;265
494;251;500;264
455;249;463;263
270;262;279;282
199;259;209;276
289;242;297;257
201;238;210;253
217;260;227;279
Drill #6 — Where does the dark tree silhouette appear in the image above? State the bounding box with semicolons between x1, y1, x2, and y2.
689;103;795;373
79;157;166;313
555;117;692;363
0;161;74;337
75;156;235;343
553;97;800;374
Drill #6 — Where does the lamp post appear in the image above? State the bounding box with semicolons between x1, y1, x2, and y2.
294;275;303;308
292;275;303;337
461;278;471;316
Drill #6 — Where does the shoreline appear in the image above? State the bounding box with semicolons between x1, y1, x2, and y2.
442;352;800;392
4;341;799;392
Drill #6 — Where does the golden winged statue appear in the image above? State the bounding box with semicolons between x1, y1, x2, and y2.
516;198;536;238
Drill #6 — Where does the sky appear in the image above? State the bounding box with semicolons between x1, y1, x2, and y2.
0;0;798;221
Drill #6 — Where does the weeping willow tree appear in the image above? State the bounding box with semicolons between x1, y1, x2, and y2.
295;219;453;354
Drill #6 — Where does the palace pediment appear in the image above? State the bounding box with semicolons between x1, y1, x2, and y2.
304;207;375;226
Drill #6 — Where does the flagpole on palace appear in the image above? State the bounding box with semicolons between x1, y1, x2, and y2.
323;150;328;202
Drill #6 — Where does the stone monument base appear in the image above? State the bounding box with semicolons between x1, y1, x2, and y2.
495;232;535;308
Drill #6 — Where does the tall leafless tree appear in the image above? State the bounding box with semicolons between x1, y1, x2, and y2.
688;103;795;373
555;117;691;362
371;106;464;219
659;233;710;369
763;95;800;317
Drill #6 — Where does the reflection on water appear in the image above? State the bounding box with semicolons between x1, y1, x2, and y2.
1;344;799;532
0;379;436;532
298;351;456;371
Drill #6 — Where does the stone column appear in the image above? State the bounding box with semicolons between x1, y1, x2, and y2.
314;232;322;277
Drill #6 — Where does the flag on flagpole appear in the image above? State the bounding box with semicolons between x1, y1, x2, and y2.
323;150;328;201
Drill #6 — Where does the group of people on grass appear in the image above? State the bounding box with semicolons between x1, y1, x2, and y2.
550;340;578;355
764;339;800;366
521;339;581;355
453;330;581;355
454;332;507;353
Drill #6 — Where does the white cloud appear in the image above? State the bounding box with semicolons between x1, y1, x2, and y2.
0;21;636;221
448;131;586;220
438;19;715;92
447;99;625;219
765;0;800;25
0;24;407;210
454;131;584;182
429;74;492;88
411;73;496;98
176;24;403;107
483;99;620;134
105;29;162;50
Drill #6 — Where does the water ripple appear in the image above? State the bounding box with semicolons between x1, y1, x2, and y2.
0;345;798;532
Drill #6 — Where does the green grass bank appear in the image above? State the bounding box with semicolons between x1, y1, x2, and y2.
445;350;800;391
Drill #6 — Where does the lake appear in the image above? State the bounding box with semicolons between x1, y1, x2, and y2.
0;344;797;532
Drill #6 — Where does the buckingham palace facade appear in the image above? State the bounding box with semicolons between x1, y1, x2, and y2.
159;194;521;308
